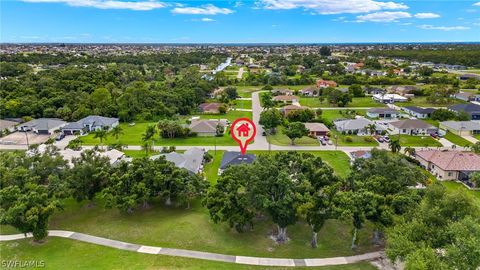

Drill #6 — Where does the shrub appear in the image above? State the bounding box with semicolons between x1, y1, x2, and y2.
345;136;353;142
204;152;213;163
364;136;375;143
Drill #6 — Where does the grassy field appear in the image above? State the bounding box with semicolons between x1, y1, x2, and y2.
80;111;252;146
396;96;465;107
267;127;320;146
333;133;379;147
300;97;386;108
441;181;480;207
0;238;376;270
474;134;480;140
395;135;442;147
0;197;379;260
320;109;367;122
232;99;252;110
444;132;473;147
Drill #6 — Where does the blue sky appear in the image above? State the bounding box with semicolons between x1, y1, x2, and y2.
1;0;479;43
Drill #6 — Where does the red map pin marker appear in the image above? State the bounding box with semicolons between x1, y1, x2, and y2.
231;118;256;155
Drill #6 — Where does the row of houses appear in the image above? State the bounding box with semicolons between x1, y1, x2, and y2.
151;147;257;175
334;118;438;136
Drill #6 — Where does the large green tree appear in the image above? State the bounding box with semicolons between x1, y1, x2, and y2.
284;122;309;145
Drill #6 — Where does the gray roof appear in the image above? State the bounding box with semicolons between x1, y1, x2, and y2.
189;119;226;133
62;115;118;130
0;119;18;130
440;121;480;131
449;103;480;114
334;118;373;130
80;115;118;126
390;119;435;129
151;147;205;174
19;118;66;131
367;108;399;114
403;106;436;114
220;151;256;170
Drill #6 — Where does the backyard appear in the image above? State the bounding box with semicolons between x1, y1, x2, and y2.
395;96;466;107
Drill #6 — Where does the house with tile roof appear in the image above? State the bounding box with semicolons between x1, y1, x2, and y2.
415;150;480;182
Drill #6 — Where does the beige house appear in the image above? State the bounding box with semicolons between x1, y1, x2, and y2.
273;95;299;104
439;121;480;136
304;123;330;136
388;119;437;136
188;119;227;136
415;150;480;181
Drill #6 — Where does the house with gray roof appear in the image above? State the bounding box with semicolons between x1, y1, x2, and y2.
366;108;400;119
18;118;67;135
218;151;256;175
453;92;480;102
0;119;18;133
188;119;227;136
334;118;385;135
62;115;119;135
402;106;436;119
439;121;480;136
449;103;480;120
150;147;205;174
388;119;437;136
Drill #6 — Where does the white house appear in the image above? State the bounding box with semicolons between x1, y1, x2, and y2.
366;108;400;119
388;119;438;136
372;94;408;103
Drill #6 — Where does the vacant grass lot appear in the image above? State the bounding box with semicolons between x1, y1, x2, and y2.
396;97;465;107
300;97;386;108
0;238;376;270
267;127;320;146
232;99;252;110
80;111;252;146
395;135;442;147
443;132;472;147
333;133;379;147
320;109;367;122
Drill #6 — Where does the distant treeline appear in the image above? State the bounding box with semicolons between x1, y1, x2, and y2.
366;48;480;67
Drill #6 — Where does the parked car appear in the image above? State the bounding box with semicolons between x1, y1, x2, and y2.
327;140;333;145
55;133;65;141
383;136;390;142
430;133;438;139
377;136;384;143
320;140;327;146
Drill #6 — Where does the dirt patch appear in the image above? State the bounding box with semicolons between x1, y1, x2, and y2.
0;132;51;145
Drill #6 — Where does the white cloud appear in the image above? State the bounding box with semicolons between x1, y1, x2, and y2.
356;11;411;22
171;4;234;15
419;24;470;31
414;12;440;19
200;17;215;22
22;0;167;10
473;2;480;7
257;0;408;14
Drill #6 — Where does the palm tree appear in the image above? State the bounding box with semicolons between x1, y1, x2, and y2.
142;125;156;142
93;129;107;149
110;125;124;141
366;123;377;135
404;146;416;157
389;138;401;153
141;140;152;156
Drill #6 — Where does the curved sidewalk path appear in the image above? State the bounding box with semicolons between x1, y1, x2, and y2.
1;230;383;267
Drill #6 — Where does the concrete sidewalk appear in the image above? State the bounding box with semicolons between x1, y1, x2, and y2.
0;230;384;267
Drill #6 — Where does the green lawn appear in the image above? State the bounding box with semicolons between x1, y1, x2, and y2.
80;111;252;146
0;238;376;270
300;97;386;108
235;86;261;98
204;150;224;184
267;127;320;146
474;134;480;140
396;96;466;107
0;198;379;260
395;135;442;147
232;99;252;110
320;109;367;122
441;181;480;207
333;133;379;147
443;132;473;147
